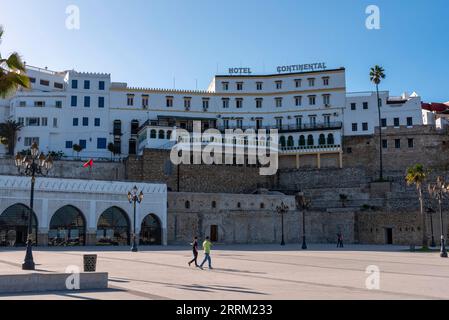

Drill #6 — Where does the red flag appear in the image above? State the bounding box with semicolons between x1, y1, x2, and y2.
83;159;94;168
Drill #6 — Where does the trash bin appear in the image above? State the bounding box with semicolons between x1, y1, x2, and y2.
83;254;97;272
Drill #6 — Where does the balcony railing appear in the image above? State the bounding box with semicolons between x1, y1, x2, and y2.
280;144;341;154
139;120;343;133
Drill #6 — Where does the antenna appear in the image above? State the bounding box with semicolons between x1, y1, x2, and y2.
173;77;176;89
195;79;198;90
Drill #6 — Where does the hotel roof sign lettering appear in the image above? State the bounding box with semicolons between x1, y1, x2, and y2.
276;62;327;74
228;67;252;75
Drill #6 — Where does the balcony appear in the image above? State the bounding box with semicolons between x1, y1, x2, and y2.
139;119;342;134
280;144;341;154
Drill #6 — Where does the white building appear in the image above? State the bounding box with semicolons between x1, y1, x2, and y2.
0;65;424;162
0;175;167;246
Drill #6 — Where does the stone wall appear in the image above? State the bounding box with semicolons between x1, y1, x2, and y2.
167;192;356;245
343;126;449;174
0;158;125;181
126;149;273;193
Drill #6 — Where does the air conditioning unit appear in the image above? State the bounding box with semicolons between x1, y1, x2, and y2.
325;104;331;108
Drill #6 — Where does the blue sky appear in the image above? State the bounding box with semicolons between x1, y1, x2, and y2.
0;0;448;101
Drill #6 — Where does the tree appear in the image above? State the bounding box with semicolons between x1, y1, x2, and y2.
107;142;115;160
0;120;23;155
370;65;386;181
0;25;30;98
72;144;83;159
406;164;429;249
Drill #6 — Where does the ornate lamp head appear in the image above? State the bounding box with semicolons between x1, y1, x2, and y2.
30;142;39;157
44;155;53;171
15;153;23;167
138;191;144;203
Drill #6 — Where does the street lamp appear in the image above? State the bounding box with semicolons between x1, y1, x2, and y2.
276;202;289;246
425;207;436;248
296;192;311;250
128;185;144;252
428;176;448;258
15;142;54;270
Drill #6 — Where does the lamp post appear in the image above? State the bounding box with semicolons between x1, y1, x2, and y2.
426;207;436;248
296;192;311;250
276;202;289;246
15;142;54;270
428;177;448;258
128;185;144;252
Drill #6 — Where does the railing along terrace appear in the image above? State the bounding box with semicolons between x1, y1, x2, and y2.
141;121;343;133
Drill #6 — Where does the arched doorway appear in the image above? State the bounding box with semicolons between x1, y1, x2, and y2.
49;205;86;246
140;214;162;245
0;204;37;247
97;207;130;246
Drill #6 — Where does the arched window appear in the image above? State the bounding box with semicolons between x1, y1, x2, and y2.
279;136;286;147
307;135;314;146
287;136;294;147
49;205;86;246
260;203;265;209
158;130;165;139
319;134;326;145
211;201;217;208
185;201;190;209
150;129;157;139
140;214;162;245
166;130;172;140
237;202;241;208
299;135;305;146
327;133;335;145
97;207;130;246
0;204;37;247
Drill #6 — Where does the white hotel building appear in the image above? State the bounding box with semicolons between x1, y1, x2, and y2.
0;65;423;168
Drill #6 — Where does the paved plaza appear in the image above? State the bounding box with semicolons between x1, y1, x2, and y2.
0;244;448;300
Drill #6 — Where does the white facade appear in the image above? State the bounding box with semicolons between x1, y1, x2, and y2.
0;175;167;246
0;65;424;159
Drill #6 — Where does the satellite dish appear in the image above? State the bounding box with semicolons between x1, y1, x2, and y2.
163;160;173;176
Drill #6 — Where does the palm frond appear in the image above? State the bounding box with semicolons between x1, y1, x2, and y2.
5;52;26;72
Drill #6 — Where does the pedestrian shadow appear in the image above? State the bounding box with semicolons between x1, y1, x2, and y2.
170;283;267;295
109;277;267;296
213;268;266;275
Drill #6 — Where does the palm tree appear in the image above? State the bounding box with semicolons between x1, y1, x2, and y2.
370;65;386;181
0;120;23;155
107;142;115;161
0;25;30;98
72;144;83;159
406;164;429;249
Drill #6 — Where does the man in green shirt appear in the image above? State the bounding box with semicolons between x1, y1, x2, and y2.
199;237;213;269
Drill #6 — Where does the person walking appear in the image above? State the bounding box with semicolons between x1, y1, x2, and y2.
337;232;344;248
199;236;213;270
188;236;199;267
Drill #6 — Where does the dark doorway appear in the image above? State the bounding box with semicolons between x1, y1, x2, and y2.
49;205;86;246
210;225;218;242
385;228;393;244
0;204;38;247
97;207;130;246
140;214;162;245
